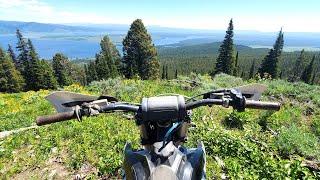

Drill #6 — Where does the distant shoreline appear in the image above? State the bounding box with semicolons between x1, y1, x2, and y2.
249;45;320;52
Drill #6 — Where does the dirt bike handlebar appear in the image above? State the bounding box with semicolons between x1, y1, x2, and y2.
36;103;140;126
36;98;280;126
99;103;140;112
185;99;223;109
185;99;280;111
245;100;281;110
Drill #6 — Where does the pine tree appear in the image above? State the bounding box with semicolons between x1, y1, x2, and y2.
110;39;122;75
249;60;255;79
290;49;306;82
39;60;58;89
147;58;160;80
273;29;284;58
7;44;17;65
175;69;178;79
86;61;98;83
165;65;169;79
25;39;57;90
52;53;73;87
95;36;120;80
68;63;86;86
122;19;160;79
279;71;283;79
84;64;89;85
114;52;122;76
0;47;25;92
24;39;42;90
16;29;29;73
233;51;239;76
161;65;166;79
301;55;315;84
95;53;110;80
240;71;245;79
311;72;316;85
215;19;235;75
258;29;284;78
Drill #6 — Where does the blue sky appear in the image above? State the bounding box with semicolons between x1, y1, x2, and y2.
0;0;319;32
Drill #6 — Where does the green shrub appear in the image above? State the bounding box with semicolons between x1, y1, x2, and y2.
222;111;247;130
213;73;244;88
311;117;320;137
275;124;320;159
88;77;123;94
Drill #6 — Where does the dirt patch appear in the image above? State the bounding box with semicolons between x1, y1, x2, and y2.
73;163;99;179
11;156;72;180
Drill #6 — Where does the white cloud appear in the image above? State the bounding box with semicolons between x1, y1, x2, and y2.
0;0;112;24
0;0;32;8
0;0;319;32
0;0;50;11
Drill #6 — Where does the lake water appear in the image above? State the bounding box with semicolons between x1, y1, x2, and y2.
0;34;205;59
1;34;319;59
0;35;100;59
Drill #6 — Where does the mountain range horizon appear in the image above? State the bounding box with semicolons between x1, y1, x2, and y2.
0;19;320;59
2;19;320;34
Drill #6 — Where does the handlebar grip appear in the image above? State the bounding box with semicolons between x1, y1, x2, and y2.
245;100;281;111
36;111;76;126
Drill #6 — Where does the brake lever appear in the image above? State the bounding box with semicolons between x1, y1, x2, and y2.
203;88;246;111
203;89;229;99
75;105;82;121
75;101;105;121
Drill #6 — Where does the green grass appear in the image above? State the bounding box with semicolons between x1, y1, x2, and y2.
0;74;319;179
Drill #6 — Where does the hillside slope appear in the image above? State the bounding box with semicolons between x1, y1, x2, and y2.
0;74;319;179
158;42;269;57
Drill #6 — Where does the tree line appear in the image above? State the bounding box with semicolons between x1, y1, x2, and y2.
0;19;160;92
0;29;88;93
212;19;318;84
1;18;319;93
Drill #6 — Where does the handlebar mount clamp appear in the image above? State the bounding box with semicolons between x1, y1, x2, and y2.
230;89;246;112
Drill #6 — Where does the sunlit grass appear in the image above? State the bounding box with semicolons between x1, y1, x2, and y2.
0;74;319;179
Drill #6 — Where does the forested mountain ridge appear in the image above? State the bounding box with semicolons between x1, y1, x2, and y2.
158;42;269;57
0;20;106;34
158;41;320;81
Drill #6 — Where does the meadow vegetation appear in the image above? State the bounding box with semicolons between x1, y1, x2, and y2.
0;74;319;179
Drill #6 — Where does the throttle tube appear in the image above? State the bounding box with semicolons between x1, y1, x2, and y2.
100;103;140;112
36;111;76;126
245;100;281;111
186;99;223;110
